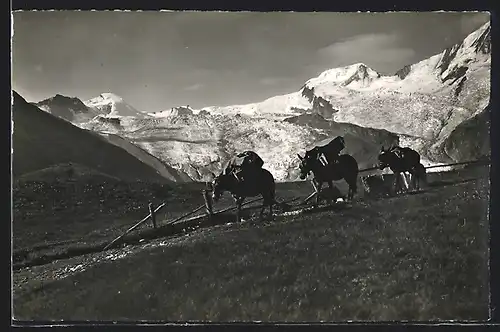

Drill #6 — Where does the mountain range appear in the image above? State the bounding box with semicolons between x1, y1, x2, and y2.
13;91;188;183
16;22;491;183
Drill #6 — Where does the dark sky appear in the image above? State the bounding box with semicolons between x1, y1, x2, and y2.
12;11;489;112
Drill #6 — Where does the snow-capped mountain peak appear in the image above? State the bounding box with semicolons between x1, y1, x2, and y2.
434;21;490;83
306;62;381;88
98;92;124;103
84;93;148;118
36;94;89;111
33;94;99;123
148;105;198;118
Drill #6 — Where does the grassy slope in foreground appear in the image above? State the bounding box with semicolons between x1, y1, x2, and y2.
14;176;489;321
12;178;202;251
12;91;168;183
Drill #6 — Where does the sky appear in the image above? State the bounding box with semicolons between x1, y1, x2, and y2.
12;11;490;112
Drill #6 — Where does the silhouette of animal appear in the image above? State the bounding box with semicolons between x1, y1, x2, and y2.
210;168;276;223
297;150;359;205
378;146;426;193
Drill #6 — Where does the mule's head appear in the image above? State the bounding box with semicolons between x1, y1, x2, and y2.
297;153;313;180
378;146;391;170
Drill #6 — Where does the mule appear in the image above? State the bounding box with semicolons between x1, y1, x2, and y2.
297;152;359;206
378;146;426;194
211;168;276;223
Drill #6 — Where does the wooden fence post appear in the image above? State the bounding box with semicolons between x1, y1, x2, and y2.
149;202;157;228
203;189;214;220
104;202;166;251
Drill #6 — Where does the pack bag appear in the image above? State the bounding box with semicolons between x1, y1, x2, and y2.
316;136;345;166
324;136;345;156
224;151;264;176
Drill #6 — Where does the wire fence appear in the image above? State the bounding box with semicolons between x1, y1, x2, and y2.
357;156;491;174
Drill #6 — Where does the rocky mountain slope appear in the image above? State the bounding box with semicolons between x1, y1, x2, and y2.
100;132;192;182
200;22;490;163
443;105;490;162
32;22;490;182
34;94;99;124
84;93;149;118
79;108;398;182
12;91;175;183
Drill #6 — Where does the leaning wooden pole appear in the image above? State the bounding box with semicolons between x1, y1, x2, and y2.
203;188;214;220
303;191;317;204
173;196;264;226
164;204;206;226
215;196;261;214
149;202;157;228
104;202;166;251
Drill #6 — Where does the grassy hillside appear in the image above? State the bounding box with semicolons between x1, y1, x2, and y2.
13;170;490;321
12;177;202;252
12;91;169;183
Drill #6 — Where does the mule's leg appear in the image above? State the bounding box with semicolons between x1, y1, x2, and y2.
409;170;417;191
393;173;400;195
312;180;323;207
259;200;265;221
407;171;413;191
347;178;357;201
327;181;335;205
398;172;406;194
401;172;409;193
261;198;273;221
416;172;421;191
235;197;244;223
415;167;423;191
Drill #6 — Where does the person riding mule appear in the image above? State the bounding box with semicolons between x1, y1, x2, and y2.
223;150;264;182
